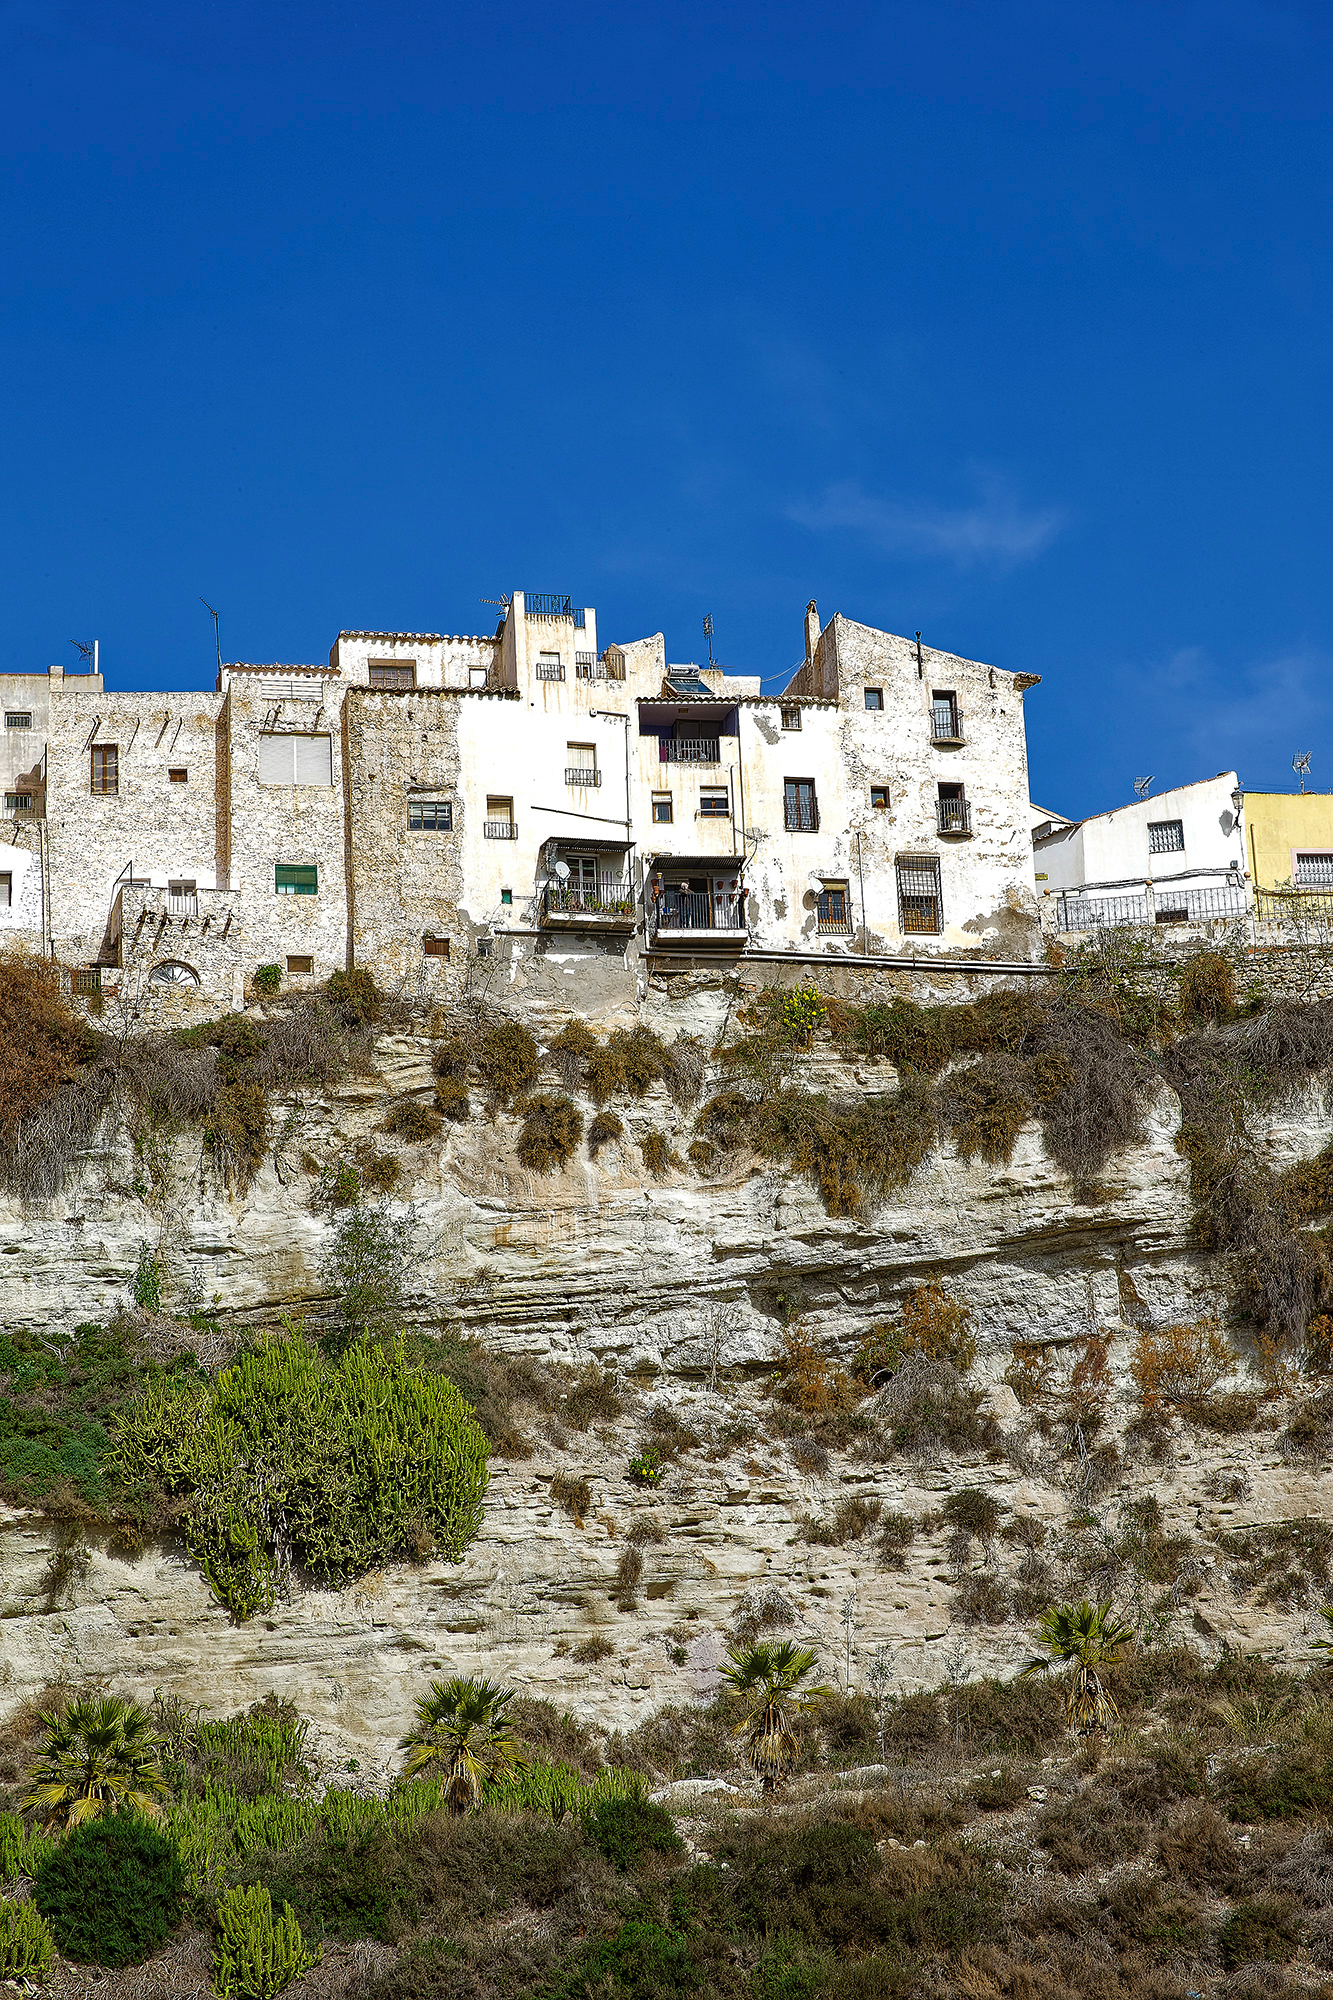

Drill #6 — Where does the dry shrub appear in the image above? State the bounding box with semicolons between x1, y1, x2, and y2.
1005;1340;1055;1404
550;1473;591;1525
939;1055;1031;1164
1278;1145;1333;1226
1029;1002;1149;1193
431;1035;470;1081
477;1019;540;1103
868;1352;999;1461
587;1109;623;1156
1131;1317;1232;1413
572;1634;615;1664
687;1139;714;1174
1035;1792;1149;1874
0;950;93;1139
952;1573;1010;1625
548;1019;599;1090
876;1511;917;1568
1176;947;1237;1026
663;1032;706;1108
205;1080;268;1187
803;1495;882;1546
752;1081;939;1216
773;1325;853;1416
1156;1803;1241;1889
858;1281;976;1380
943;1487;1002;1543
515;1093;583;1171
384;1100;441;1142
434;1076;470;1121
562;1365;624;1431
789;1436;829;1474
613;1547;643;1610
640;1129;670;1176
584;1026;669;1105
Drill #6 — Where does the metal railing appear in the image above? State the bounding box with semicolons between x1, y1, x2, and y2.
1056;884;1248;931
784;797;820;831
650;891;745;936
937;798;972;835
817;917;854;935
525;594;585;627
659;738;720;764
535;659;565;681
484;820;518;840
166;890;198;917
1255;887;1333;923
565;766;601;786
930;702;964;743
71;968;102;996
575;651;626;680
543;882;634;920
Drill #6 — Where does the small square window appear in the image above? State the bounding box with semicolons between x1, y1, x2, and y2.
169;767;188;784
780;705;802;731
5;793;33;813
91;744;118;794
1148;819;1185;854
5;712;32;730
864;689;883;711
423;937;450;959
286;954;314;974
476;937;494;958
369;660;416;691
408;798;453;831
469;667;488;689
0;871;11;908
275;864;318;896
501;889;513;906
870;786;890;810
652;793;673;824
699;789;730;818
817;884;850;932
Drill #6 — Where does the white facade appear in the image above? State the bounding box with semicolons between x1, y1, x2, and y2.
1034;772;1248;930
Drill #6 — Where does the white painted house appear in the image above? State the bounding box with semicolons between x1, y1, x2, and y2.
1034;772;1249;930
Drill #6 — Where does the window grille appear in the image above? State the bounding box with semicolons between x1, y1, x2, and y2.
783;779;819;831
259;679;322;702
929;693;961;741
1295;852;1333;888
897;857;943;934
699;789;730;817
275;864;318;896
5;793;33;812
864;689;883;711
780;706;801;731
1148;819;1185;853
408;799;453;831
817;885;852;933
368;661;416;690
4;712;31;729
91;745;118;794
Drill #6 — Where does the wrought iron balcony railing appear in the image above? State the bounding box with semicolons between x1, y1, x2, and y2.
484;820;518;840
659;738;721;764
936;799;972;835
649;891;745;936
784;798;819;832
930;703;965;743
565;767;601;787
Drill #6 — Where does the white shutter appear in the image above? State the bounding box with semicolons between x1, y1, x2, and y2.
293;733;332;786
258;734;295;785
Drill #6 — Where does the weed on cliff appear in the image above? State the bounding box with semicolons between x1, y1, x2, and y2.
515;1093;583;1171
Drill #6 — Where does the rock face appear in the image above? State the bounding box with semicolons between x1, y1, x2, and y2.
2;995;1330;1768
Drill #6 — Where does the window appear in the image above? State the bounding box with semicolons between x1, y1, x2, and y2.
930;691;961;741
937;782;970;834
4;712;31;730
864;688;883;711
897;856;943;934
5;793;33;812
870;785;890;810
423;937;450;959
469;667;488;689
780;705;802;731
817;883;851;933
1295;852;1333;888
784;778;819;831
699;788;730;818
501;888;513;906
485;796;516;839
566;744;600;786
0;872;10;908
169;767;188;784
652;792;673;823
258;732;332;786
368;660;416;691
275;864;318;896
91;744;118;794
1148;819;1185;854
536;652;565;681
260;679;322;703
286;954;314;974
408;798;453;831
167;878;197;915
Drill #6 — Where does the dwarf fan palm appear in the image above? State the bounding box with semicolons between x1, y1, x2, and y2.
719;1640;832;1795
399;1676;526;1812
23;1696;170;1827
1020;1599;1134;1734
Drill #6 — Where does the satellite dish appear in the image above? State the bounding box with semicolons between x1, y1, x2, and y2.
554;861;570;881
806;873;824;897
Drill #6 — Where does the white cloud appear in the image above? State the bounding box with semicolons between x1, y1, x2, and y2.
1125;642;1333;788
788;471;1064;572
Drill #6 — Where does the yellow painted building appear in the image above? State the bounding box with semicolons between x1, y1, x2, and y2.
1243;791;1333;891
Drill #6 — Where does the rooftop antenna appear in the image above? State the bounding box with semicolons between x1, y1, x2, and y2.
200;598;221;673
703;613;715;666
71;640;97;675
915;631;924;680
480;594;512;612
1294;751;1312;794
1133;776;1153;800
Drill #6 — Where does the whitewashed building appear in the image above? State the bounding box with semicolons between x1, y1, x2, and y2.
1034;772;1249;931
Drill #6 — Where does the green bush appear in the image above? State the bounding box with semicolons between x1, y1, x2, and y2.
0;1810;55;1884
213;1882;317;1999
384;1100;441;1142
1218;1896;1301;1968
253;964;282;996
782;987;827;1046
0;1899;55;1979
132;1242;163;1313
434;1076;470;1121
325;967;378;1027
34;1811;185;1967
112;1332;489;1617
547;1917;699;2000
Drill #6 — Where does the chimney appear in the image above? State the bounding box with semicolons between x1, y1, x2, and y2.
804;600;820;663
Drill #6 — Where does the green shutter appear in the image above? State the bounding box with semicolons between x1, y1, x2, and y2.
275;864;318;896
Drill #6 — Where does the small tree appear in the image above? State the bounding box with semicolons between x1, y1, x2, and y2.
1020;1599;1134;1734
24;1695;170;1827
320;1199;419;1349
399;1676;527;1811
718;1639;832;1795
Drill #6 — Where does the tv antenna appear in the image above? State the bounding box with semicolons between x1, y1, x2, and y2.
1133;776;1153;800
200;598;221;673
703;613;715;666
1294;751;1312;793
480;594;512;613
71;639;98;674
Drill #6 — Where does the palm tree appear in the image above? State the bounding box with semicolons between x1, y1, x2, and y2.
24;1696;170;1827
399;1676;527;1812
1020;1599;1134;1734
719;1640;833;1795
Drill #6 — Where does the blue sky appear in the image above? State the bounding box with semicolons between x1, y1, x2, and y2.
3;0;1332;816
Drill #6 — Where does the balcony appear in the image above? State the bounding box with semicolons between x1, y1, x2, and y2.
576;650;626;681
1056;884;1247;931
936;799;972;836
659;738;721;764
817;916;854;935
930;702;965;744
565;767;601;787
166;888;199;916
542;882;636;928
484;820;518;840
649;890;746;942
535;660;565;681
784;798;820;832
